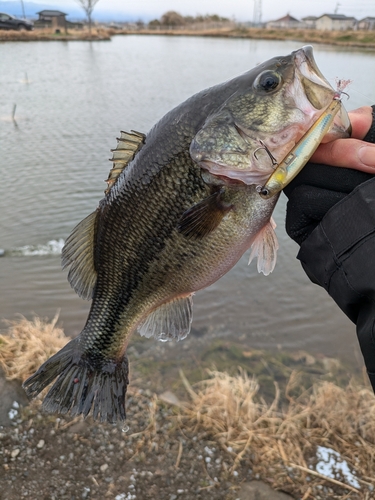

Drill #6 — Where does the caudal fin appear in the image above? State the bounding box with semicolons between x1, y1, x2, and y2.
22;338;129;423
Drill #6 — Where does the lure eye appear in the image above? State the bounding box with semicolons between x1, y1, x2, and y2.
254;71;282;93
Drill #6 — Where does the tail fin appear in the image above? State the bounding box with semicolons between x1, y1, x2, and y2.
22;338;129;423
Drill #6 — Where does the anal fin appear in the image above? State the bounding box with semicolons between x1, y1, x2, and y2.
248;217;279;275
137;295;194;342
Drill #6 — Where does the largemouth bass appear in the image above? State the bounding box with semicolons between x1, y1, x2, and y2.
23;46;349;423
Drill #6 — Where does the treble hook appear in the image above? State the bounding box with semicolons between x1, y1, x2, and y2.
253;140;279;167
335;78;351;100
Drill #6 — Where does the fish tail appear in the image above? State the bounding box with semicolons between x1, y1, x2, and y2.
22;338;129;423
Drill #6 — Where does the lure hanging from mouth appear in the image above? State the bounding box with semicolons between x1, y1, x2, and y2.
257;96;344;199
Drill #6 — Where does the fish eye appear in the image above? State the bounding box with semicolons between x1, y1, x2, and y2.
254;71;282;93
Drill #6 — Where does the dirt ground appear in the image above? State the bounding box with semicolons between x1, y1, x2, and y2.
0;321;374;500
0;382;295;500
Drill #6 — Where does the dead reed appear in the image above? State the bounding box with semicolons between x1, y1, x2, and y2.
0;313;68;380
179;368;375;498
0;27;111;42
1;315;374;497
1;26;375;49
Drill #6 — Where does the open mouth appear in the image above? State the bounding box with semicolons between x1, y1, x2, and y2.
294;46;333;92
199;158;275;185
293;46;335;110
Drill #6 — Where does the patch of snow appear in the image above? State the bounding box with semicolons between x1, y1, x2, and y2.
316;446;360;489
8;409;18;420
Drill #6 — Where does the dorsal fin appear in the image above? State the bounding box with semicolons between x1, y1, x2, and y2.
105;130;145;194
61;210;99;300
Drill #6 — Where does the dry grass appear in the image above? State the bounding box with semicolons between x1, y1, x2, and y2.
122;27;375;50
0;27;111;42
2;26;375;49
179;369;375;498
1;315;375;497
0;313;68;380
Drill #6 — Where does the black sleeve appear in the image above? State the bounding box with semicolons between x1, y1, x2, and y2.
295;110;375;390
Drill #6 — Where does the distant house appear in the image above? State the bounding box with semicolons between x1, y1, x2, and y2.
315;14;356;31
34;10;67;29
357;17;375;30
302;16;317;29
34;10;83;31
266;14;302;29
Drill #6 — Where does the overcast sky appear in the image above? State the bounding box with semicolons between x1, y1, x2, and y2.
31;0;375;22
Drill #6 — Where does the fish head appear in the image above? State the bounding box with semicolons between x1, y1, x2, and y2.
190;45;351;185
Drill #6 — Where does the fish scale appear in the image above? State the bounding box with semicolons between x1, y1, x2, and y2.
23;46;350;422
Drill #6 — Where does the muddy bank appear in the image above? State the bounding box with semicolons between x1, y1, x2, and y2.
2;27;375;50
0;28;111;42
124;27;375;50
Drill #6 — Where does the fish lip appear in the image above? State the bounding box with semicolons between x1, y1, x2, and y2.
293;45;333;94
198;159;273;186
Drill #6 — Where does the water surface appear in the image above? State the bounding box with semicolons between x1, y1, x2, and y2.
1;36;374;366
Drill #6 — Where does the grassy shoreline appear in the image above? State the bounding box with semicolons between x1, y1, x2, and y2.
1;315;374;498
1;26;375;50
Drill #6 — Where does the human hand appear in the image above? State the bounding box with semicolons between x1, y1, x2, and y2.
284;105;375;246
312;105;375;173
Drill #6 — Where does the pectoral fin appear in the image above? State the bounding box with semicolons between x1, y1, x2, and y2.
177;188;233;239
137;294;194;342
248;217;279;275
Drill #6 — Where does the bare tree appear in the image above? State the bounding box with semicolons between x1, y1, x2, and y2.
75;0;100;37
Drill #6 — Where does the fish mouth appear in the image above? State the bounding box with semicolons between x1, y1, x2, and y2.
292;45;351;137
198;159;273;185
292;46;334;112
294;46;333;101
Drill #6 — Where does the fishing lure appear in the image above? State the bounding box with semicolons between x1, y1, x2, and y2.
257;96;344;199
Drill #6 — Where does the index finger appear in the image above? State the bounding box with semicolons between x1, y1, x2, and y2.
310;106;375;172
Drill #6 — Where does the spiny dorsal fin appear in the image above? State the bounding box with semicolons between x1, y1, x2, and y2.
105;130;145;194
62;210;98;300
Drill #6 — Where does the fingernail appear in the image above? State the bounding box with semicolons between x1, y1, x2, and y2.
359;145;375;166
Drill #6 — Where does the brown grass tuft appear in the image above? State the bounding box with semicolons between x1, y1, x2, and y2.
180;369;375;497
0;313;68;380
1;315;375;496
0;27;111;42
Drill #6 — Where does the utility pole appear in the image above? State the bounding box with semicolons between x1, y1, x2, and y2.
334;3;341;14
253;0;262;26
20;0;26;19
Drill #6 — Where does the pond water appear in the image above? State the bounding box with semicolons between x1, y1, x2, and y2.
1;35;375;368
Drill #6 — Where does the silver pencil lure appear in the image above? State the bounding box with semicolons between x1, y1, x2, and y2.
257;96;343;199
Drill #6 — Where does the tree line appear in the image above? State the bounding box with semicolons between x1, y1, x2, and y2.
149;11;230;28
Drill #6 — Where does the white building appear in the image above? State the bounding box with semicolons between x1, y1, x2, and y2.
357;17;375;30
315;14;356;31
301;16;317;29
